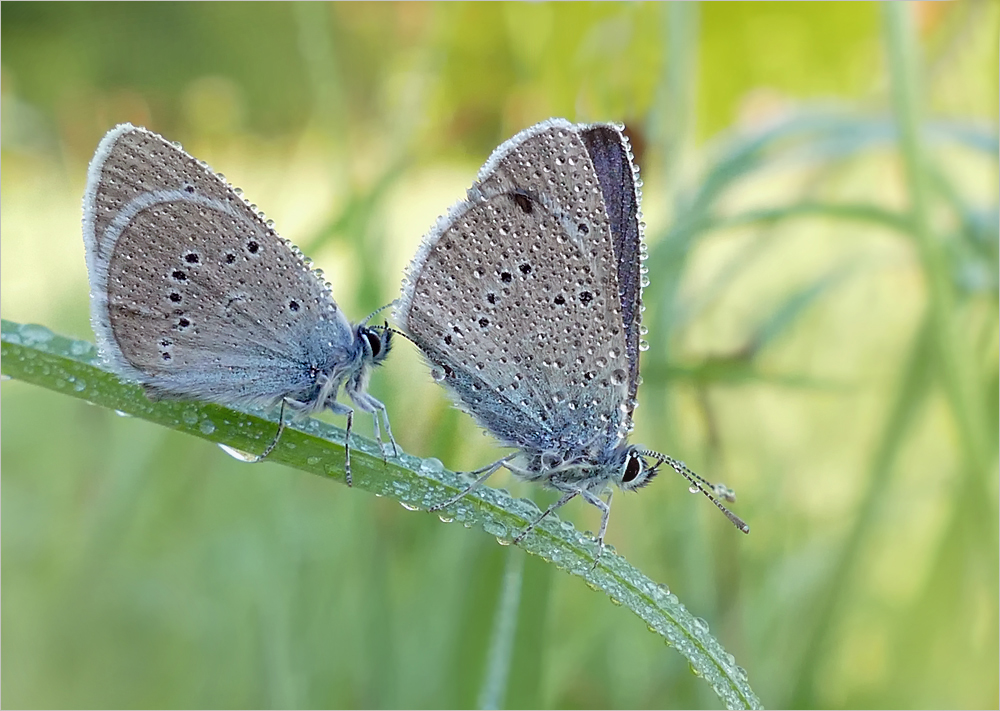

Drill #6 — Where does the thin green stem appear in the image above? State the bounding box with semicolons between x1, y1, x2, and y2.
477;548;525;710
786;9;998;705
883;3;992;487
789;315;934;706
650;2;699;199
709;201;912;236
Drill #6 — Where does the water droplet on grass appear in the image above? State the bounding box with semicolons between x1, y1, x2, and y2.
218;444;257;462
419;457;443;474
70;340;96;357
18;323;53;345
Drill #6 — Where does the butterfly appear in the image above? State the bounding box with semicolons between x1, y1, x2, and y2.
82;123;396;481
396;119;747;559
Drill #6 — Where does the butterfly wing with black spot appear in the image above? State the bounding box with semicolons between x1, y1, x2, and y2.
82;124;357;406
398;120;644;458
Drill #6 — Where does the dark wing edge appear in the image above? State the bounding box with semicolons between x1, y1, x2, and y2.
580;124;644;410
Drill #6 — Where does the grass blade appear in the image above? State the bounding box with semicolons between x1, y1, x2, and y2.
1;318;763;710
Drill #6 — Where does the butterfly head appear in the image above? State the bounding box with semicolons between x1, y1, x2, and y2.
357;321;393;366
616;446;660;492
357;299;410;367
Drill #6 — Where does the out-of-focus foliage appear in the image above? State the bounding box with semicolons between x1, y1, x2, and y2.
2;2;997;709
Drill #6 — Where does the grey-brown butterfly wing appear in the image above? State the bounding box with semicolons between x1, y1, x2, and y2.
82;124;356;407
473;119;644;423
398;120;643;457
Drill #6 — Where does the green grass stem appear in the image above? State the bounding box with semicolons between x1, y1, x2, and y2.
0;318;762;710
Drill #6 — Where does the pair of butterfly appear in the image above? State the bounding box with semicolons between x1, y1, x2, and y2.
83;120;748;559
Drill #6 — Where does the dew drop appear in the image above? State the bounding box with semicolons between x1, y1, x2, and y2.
70;340;96;357
18;323;54;345
482;519;509;538
218;444;257;462
430;366;445;382
713;483;736;501
114;410;132;418
198;419;216;435
400;502;420;512
420;457;444;475
688;485;700;494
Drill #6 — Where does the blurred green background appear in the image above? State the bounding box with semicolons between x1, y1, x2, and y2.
2;2;997;708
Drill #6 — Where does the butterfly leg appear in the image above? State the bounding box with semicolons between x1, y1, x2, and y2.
349;392;399;465
343;409;354;486
512;490;580;545
428;454;516;512
324;401;356;486
369;397;400;463
379;404;399;459
247;399;288;463
580;488;613;567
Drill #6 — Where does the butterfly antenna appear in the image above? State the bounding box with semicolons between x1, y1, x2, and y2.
361;300;418;345
638;449;750;533
361;300;398;325
370;321;416;346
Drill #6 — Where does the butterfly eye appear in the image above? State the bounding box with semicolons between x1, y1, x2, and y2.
622;453;642;483
361;326;393;362
620;451;657;491
363;330;382;358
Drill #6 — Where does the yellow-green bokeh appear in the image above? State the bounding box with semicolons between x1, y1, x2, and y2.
3;3;997;708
